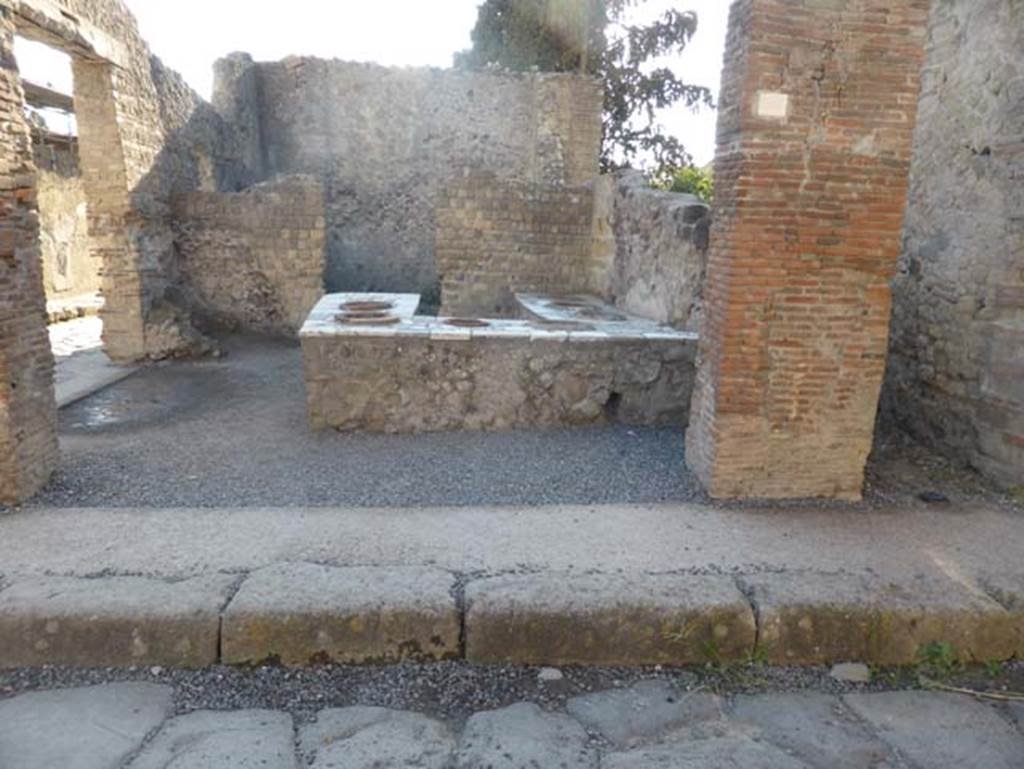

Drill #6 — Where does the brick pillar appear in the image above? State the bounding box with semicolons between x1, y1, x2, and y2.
72;59;147;363
686;0;930;500
0;14;58;505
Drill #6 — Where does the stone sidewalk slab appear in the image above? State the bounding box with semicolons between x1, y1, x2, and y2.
55;349;138;408
465;572;756;665
740;571;1018;665
221;562;460;666
0;683;172;769
300;707;454;769
977;571;1024;656
844;691;1024;769
0;574;236;668
128;710;297;769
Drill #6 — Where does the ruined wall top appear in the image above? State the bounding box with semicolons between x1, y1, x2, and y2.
211;52;605;294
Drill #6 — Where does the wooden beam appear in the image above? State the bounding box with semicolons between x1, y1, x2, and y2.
22;78;73;111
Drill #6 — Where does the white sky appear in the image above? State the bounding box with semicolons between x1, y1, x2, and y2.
14;0;728;165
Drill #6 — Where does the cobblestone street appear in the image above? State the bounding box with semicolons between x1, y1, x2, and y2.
1;676;1022;768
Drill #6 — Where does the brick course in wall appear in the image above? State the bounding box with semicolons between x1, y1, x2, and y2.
172;175;326;334
0;16;57;505
224;58;603;295
437;173;598;317
686;0;931;500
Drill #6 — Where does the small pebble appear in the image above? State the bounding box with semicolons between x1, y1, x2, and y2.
538;667;564;683
830;663;871;684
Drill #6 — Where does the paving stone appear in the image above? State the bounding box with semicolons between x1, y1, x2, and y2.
128;709;297;769
300;706;455;768
730;692;897;769
844;692;1024;769
739;571;1018;665
221;562;460;666
465;572;755;665
601;734;811;769
567;680;722;748
0;683;172;769
1009;702;1024;734
455;702;597;769
0;574;236;668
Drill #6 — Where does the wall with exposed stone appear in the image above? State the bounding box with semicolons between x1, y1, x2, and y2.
0;14;58;506
32;131;96;299
9;0;254;362
884;0;1024;488
214;56;603;296
437;170;712;325
172;175;326;334
603;172;710;331
303;335;696;434
436;173;598;317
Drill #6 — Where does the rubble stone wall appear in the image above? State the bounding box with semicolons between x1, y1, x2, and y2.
605;172;711;330
172;176;326;334
436;173;597;317
302;336;696;434
220;57;603;295
32;133;96;299
884;0;1024;488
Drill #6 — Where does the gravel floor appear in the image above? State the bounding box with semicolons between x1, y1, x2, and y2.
20;333;1022;512
32;335;700;509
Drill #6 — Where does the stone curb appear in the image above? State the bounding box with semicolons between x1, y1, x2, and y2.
221;563;461;666
0;574;236;668
0;565;1019;669
465;572;757;666
740;571;1020;665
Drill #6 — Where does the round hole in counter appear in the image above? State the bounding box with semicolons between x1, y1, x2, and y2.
341;300;395;312
445;318;491;328
335;312;401;325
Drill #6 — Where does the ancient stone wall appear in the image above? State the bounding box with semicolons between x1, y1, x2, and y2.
32;132;96;299
0;15;58;505
605;172;710;330
884;0;1024;488
10;0;251;361
218;57;603;295
686;0;931;500
303;335;695;434
436;173;597;317
172;176;326;334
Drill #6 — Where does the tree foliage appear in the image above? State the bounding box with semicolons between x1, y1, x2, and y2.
658;164;713;202
455;0;712;176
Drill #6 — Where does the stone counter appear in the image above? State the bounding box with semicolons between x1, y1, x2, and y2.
300;294;697;433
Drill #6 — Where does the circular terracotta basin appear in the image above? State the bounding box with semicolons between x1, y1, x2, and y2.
341;300;394;312
335;312;401;325
445;318;490;328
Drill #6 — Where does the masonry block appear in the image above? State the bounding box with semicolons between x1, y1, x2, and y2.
686;0;932;499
